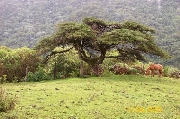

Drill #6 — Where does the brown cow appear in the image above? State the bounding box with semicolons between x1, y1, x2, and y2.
145;63;163;77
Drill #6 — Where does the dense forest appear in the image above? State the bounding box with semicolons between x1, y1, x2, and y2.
0;0;180;67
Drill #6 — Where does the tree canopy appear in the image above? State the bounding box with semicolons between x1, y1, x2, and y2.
35;17;169;75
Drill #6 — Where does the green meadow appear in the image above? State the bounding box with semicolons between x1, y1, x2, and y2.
1;75;180;119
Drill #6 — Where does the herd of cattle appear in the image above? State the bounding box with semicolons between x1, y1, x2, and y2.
109;63;180;79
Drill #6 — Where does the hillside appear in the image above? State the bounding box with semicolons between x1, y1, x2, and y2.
0;0;180;66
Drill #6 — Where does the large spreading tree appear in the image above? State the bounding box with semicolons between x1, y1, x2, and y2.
35;17;169;76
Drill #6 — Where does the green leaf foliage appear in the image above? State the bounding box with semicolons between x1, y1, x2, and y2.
82;17;107;26
122;21;155;33
98;29;149;44
56;23;96;43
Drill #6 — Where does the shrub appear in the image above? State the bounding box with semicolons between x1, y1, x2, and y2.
163;66;179;77
28;68;51;82
0;87;17;112
0;75;7;84
101;69;115;77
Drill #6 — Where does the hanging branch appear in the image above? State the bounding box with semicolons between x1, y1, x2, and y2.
43;47;74;63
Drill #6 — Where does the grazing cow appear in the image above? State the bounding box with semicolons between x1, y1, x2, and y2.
145;63;163;77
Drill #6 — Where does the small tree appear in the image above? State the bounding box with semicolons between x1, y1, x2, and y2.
35;17;169;76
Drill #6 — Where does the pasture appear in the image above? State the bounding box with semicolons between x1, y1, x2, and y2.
0;75;180;119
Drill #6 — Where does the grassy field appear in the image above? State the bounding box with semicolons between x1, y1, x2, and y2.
0;75;180;119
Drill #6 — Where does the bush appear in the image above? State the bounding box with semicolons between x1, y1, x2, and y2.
163;66;179;77
0;87;17;112
28;68;51;82
101;69;115;77
0;75;7;84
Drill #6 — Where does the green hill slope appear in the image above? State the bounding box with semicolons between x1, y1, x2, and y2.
1;75;180;118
